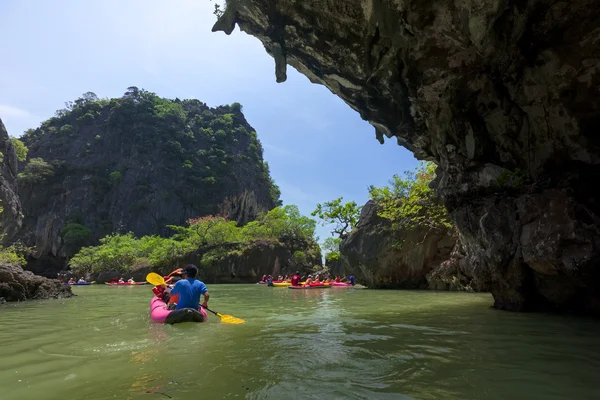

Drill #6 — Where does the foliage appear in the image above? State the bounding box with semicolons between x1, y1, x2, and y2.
212;0;226;17
0;241;27;267
69;205;317;274
368;162;452;231
17;158;54;184
10;138;28;162
495;168;531;188
322;237;341;264
109;171;123;183
0;204;29;267
22;87;281;212
61;223;92;256
312;197;361;237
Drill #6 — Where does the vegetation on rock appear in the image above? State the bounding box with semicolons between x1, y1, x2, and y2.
18;88;281;264
69;205;319;275
368;162;452;232
10;138;28;162
0;204;28;267
312;198;361;264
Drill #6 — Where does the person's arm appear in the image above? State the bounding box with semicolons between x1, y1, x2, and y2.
201;283;209;308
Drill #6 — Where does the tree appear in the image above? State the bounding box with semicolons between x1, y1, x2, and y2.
61;222;92;256
18;158;54;184
312;197;361;237
10;138;28;162
368;161;451;231
322;237;342;264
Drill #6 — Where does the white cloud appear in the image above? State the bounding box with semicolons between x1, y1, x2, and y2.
0;104;30;118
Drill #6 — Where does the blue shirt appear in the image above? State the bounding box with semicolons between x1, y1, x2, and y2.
348;276;355;285
170;278;208;310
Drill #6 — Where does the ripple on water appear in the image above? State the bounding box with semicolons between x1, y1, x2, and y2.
2;287;600;400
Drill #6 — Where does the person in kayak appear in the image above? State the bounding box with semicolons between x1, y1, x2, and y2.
348;275;355;286
291;271;302;286
167;264;209;310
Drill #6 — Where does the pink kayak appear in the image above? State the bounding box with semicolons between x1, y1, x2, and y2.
331;282;353;287
150;296;208;324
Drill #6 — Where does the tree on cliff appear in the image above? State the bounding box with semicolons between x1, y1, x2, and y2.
17;158;54;184
312;198;361;238
0;203;28;266
312;198;361;264
10;138;28;162
322;237;342;264
368;162;451;232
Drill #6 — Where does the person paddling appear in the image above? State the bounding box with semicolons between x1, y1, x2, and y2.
167;264;209;310
291;271;302;287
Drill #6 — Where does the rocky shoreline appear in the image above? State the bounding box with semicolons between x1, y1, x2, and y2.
0;263;73;302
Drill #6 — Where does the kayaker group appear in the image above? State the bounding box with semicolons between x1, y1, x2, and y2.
259;272;355;287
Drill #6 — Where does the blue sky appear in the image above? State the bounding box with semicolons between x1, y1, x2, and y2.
0;0;417;243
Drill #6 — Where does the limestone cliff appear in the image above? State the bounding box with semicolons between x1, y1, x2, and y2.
215;0;600;314
0;118;22;242
18;89;281;275
340;200;472;290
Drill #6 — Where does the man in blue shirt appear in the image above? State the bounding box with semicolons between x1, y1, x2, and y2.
348;275;355;286
168;264;209;310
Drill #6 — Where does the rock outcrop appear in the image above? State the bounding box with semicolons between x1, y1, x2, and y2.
180;239;322;283
215;0;600;314
340;200;472;290
0;263;73;302
0;118;22;242
18;89;280;275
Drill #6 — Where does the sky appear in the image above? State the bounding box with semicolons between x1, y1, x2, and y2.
0;0;418;244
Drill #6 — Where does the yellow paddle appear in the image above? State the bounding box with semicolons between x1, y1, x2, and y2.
145;272;245;324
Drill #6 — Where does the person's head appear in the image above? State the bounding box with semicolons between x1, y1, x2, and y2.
182;264;198;279
295;271;300;275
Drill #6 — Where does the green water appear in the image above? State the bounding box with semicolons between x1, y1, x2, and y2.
1;286;599;400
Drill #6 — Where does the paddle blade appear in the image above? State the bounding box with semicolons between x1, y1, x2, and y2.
217;313;245;324
146;272;166;286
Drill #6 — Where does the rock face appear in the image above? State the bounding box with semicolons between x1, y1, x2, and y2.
182;239;322;283
340;200;471;290
18;90;280;275
0;118;22;242
0;263;73;302
216;0;600;314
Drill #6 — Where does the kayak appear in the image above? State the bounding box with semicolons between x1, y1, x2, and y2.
331;282;353;287
150;296;208;324
67;282;93;285
288;285;331;290
105;282;147;285
272;282;291;287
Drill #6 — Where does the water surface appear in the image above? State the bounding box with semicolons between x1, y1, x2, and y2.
1;285;599;399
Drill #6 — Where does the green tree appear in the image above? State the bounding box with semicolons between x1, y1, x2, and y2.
18;158;54;184
322;237;342;264
10;138;28;162
61;223;92;256
312;197;361;237
368;162;451;231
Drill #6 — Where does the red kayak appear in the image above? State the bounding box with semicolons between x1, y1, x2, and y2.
105;282;147;285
